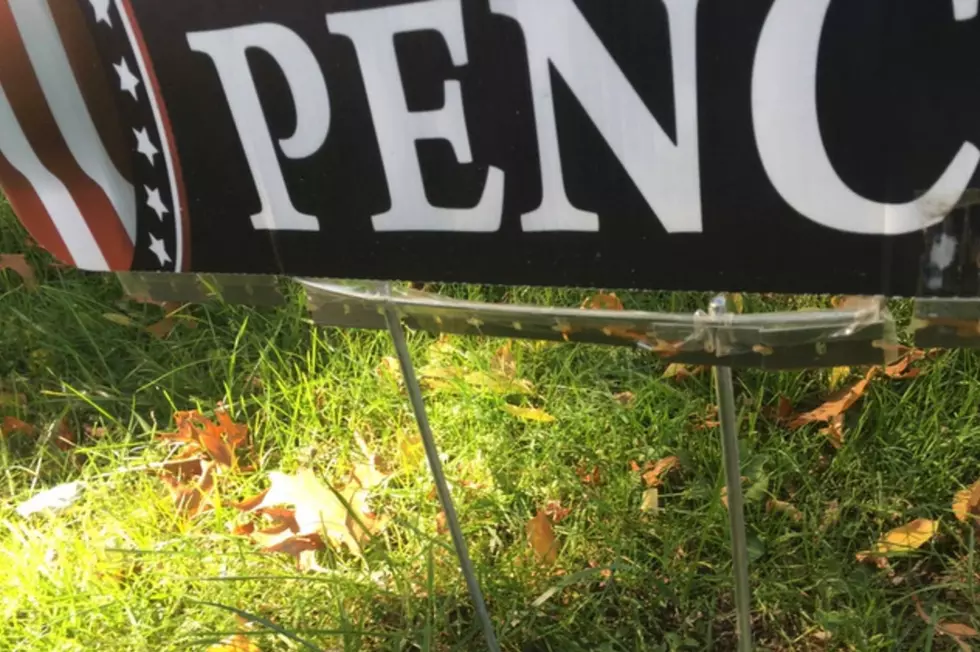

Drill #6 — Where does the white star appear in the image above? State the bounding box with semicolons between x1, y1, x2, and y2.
148;234;171;267
113;58;140;100
145;186;169;220
133;128;158;165
88;0;112;26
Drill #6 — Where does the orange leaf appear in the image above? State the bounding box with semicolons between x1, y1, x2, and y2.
435;511;448;535
776;396;793;420
584;292;624;311
883;350;925;379
789;368;876;428
216;411;249;449
157;457;207;483
641;456;680;488
0;254;37;289
145;318;177;339
953;480;980;522
577;464;602;487
527;510;558;565
161;462;215;518
1;416;35;436
198;422;235;468
819;413;846;449
856;519;937;563
54;418;76;451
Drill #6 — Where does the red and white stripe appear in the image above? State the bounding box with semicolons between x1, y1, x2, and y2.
0;0;138;270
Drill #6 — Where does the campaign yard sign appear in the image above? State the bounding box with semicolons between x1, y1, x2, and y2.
0;0;978;296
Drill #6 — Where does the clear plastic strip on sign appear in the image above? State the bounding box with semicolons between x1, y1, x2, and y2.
115;273;899;369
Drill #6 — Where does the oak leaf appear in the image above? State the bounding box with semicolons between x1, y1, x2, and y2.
789;368;876;429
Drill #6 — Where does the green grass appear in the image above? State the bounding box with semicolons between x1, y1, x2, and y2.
1;200;979;651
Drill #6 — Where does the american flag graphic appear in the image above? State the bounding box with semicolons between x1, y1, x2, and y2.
0;0;185;272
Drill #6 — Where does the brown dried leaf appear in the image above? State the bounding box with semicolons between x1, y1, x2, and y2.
54;418;76;451
543;500;571;524
641;456;680;488
263;533;326;571
953;480;980;522
789;368;876;428
1;416;35;437
146;318;177;339
527;510;558;565
767;499;803;523
584;292;624;311
883;349;926;380
198;422;235;468
776;396;793;420
0;254;36;289
162;462;215;518
157;457;207;483
435;511;448;535
577;464;602;487
613;391;636;406
819;413;846;449
912;596;979;648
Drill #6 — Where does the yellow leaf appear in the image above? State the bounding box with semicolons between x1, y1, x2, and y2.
502;405;556;423
953;480;980;522
640;488;660;515
828;366;850;390
527;510;558;565
856;519;937;562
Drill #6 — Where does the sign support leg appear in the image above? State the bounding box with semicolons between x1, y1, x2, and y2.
384;306;501;652
709;296;753;651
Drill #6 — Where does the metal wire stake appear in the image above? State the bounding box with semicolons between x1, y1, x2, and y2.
710;295;753;652
384;306;501;652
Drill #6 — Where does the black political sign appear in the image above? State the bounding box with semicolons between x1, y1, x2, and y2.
0;0;978;296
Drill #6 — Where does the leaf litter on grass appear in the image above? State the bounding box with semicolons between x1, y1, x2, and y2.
856;519;938;567
912;596;979;650
953;479;980;523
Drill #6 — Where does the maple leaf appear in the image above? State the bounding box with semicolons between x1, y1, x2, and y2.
0;254;37;289
158;410;249;469
527;510;558;565
953;480;980;522
856;519;937;564
788;368;876;429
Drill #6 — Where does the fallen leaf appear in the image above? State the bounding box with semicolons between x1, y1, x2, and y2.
577;464;601;487
103;313;136;327
236;468;375;555
157;457;208;483
0;254;37;289
161;461;215;518
435;511;448;535
584;292;624;311
264;533;327;571
491;342;516;378
15;481;84;517
789;368;876;428
613;391;636;405
640;456;680;488
883;349;926;380
145;318;177;339
912;596;979;649
767;499;803;523
856;519;937;563
819;500;841;533
543;500;571;524
159;410;248;469
502;405;556;423
527;510;558;565
54;418;76;451
828;366;850;390
776;396;793;420
819;413;846;449
953;480;980;522
1;416;34;436
640;487;660;515
663;364;703;381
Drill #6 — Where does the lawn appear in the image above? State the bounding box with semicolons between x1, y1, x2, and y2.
1;199;979;652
